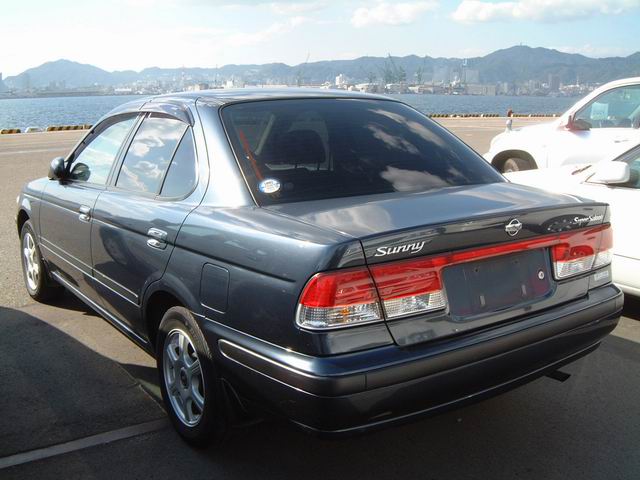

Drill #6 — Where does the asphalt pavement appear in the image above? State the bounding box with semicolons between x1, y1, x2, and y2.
1;118;638;480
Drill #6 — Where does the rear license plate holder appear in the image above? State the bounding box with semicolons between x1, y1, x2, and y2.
442;249;552;318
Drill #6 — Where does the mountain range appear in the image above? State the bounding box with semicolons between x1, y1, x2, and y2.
4;46;640;89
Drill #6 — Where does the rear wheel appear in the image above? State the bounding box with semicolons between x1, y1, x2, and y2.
157;306;228;447
20;221;61;302
502;157;533;173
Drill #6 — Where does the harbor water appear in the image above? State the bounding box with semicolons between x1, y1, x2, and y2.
0;93;579;130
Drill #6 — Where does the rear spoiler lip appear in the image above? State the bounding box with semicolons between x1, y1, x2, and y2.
360;203;609;265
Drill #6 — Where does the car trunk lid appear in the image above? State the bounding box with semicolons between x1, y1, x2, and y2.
270;182;610;346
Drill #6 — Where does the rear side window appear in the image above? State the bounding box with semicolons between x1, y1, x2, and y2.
160;130;197;198
116;115;188;194
221;99;503;205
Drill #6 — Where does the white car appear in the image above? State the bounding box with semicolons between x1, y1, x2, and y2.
485;77;640;172
506;144;640;296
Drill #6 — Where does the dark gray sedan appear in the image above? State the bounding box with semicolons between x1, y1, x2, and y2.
17;89;623;446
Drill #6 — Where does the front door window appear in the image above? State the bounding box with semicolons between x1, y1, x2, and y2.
575;85;640;129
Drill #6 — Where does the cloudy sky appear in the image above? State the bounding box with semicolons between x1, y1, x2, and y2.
1;0;639;76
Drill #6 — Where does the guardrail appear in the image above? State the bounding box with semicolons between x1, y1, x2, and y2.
45;124;92;132
0;125;92;134
428;113;559;118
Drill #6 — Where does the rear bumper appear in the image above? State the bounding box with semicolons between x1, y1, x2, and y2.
203;284;623;436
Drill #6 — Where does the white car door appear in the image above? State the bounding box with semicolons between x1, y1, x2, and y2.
576;151;640;295
547;85;640;168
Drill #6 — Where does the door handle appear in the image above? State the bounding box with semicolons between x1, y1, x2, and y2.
147;228;168;250
78;205;91;222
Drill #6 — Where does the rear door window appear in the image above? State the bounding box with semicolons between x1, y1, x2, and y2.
221;98;503;205
116;115;188;194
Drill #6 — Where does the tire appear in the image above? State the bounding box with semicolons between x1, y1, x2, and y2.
502;157;533;173
20;220;61;302
157;306;229;447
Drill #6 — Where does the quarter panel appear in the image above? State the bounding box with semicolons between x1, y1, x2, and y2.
176;206;393;355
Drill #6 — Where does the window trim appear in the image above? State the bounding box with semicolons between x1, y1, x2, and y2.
64;113;142;189
106;114;146;188
574;84;640;129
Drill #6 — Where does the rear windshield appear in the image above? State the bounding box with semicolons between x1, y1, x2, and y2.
221;98;503;205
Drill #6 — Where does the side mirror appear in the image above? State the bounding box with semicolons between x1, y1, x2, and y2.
565;114;591;131
48;157;66;180
590;161;630;185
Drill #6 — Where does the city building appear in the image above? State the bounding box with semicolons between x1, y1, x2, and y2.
463;69;480;84
433;66;451;85
465;84;497;96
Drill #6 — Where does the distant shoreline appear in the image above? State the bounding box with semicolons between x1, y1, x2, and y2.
0;91;581;102
0;93;148;101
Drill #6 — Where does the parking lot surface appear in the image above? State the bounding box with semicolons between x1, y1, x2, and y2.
1;119;639;479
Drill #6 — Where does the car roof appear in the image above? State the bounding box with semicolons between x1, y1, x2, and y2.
160;87;391;105
598;76;640;90
102;88;394;122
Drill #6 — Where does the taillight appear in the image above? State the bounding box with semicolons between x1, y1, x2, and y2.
369;257;447;319
552;225;612;279
296;268;382;329
297;225;612;330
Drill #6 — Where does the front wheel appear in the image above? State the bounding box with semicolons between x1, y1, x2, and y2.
157;306;229;447
502;157;534;173
20;220;61;302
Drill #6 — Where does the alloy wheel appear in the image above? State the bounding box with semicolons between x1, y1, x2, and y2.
23;232;40;291
163;329;206;427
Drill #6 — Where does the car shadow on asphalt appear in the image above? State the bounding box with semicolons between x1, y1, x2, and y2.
37;291;163;401
622;294;640;321
0;304;165;461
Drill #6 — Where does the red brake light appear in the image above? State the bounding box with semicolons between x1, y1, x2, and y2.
369;257;447;319
551;225;612;279
298;269;379;308
296;268;382;329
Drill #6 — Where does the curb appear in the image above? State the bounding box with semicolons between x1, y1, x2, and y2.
428;113;559;118
0;125;92;134
45;125;92;132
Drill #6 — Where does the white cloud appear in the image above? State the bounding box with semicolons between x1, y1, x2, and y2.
226;16;311;47
269;1;327;15
351;1;439;28
452;0;640;23
119;0;326;10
